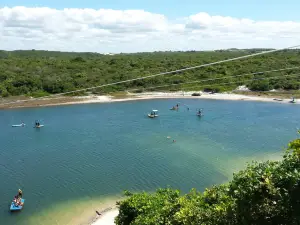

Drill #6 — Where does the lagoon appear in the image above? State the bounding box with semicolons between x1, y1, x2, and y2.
0;99;299;225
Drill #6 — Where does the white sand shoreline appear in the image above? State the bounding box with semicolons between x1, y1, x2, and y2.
0;91;298;109
89;207;119;225
46;91;299;106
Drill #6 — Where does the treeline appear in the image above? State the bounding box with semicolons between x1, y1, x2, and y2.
115;133;300;225
1;49;300;97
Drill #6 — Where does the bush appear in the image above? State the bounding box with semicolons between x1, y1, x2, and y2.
28;91;49;98
132;89;144;93
248;80;272;91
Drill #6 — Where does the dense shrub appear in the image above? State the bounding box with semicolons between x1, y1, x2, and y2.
1;50;300;97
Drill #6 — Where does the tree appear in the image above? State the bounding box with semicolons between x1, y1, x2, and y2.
0;49;300;97
248;80;272;91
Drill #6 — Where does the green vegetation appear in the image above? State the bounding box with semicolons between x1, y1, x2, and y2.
1;49;300;98
115;132;300;225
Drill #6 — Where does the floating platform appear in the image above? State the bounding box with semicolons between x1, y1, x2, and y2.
10;199;25;211
12;124;26;127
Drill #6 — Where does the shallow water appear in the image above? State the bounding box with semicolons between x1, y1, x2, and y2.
0;99;299;225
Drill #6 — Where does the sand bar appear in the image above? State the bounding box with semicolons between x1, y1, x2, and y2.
90;208;119;225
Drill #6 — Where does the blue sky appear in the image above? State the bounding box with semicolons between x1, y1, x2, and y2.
1;0;300;21
1;0;300;52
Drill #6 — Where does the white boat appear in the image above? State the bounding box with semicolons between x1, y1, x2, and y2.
12;123;26;127
148;110;159;118
290;97;296;103
34;120;44;128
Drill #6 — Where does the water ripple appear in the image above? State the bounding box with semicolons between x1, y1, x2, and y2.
1;99;300;225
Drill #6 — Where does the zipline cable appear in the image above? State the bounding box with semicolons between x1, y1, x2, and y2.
127;66;300;92
155;73;300;91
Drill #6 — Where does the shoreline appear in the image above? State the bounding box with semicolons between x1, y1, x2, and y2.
83;205;118;225
89;206;119;225
0;91;298;109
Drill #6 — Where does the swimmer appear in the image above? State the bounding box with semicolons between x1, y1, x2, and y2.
173;140;176;143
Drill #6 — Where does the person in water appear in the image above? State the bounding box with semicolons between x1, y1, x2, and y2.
18;189;22;198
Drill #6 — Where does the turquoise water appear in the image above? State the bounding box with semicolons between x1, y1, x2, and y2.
0;99;299;225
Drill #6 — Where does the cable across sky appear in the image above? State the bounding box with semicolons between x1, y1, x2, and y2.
127;66;300;92
172;73;300;91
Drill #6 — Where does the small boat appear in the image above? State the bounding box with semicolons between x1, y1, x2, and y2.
170;103;179;110
12;123;26;127
34;120;44;128
148;110;159;118
290;97;296;104
10;199;25;211
196;109;203;117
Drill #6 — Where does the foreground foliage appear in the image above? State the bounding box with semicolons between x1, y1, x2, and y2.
1;49;300;97
115;133;300;225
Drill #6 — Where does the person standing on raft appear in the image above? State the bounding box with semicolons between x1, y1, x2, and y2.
18;189;23;198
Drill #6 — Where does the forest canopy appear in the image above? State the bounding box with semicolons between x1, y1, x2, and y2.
0;49;300;97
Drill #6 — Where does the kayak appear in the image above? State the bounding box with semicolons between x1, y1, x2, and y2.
34;125;44;128
12;124;25;127
10;199;25;211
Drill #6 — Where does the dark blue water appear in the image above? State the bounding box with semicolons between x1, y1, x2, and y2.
0;99;299;225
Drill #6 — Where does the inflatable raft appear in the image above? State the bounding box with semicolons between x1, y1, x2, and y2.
12;124;25;127
10;199;25;211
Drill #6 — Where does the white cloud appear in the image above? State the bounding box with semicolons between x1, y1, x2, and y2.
0;6;300;53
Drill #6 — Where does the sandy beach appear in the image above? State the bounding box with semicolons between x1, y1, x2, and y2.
90;208;119;225
0;91;298;109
